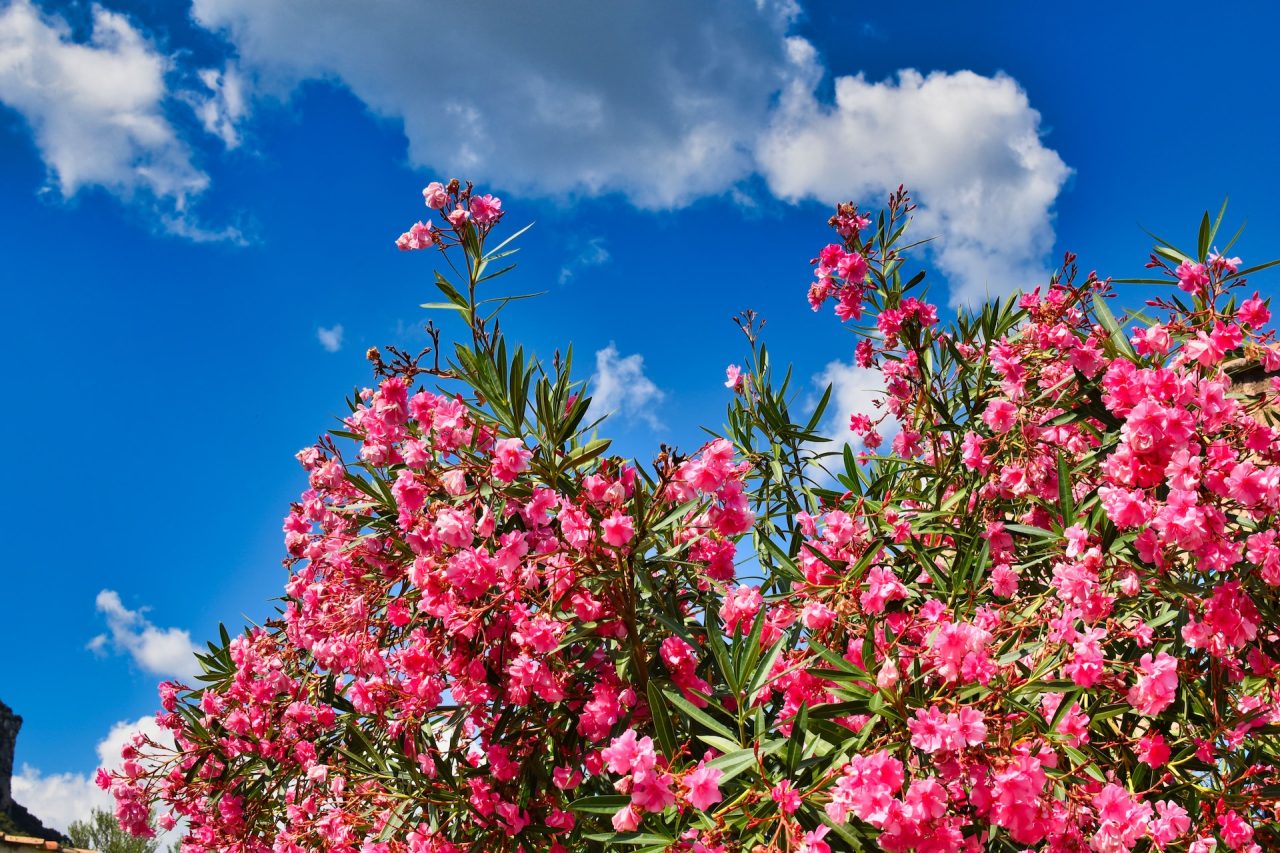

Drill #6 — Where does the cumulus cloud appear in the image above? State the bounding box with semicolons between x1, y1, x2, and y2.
559;237;610;285
0;0;207;205
588;343;665;429
88;589;200;681
188;0;805;208
758;44;1071;307
316;323;344;352
13;715;177;839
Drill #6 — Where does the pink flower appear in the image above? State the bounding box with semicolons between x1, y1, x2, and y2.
602;729;656;774
797;827;831;853
1137;732;1170;768
1131;323;1171;356
447;205;471;228
1092;784;1153;852
1209;250;1241;273
990;565;1019;597
396;221;436;251
661;636;711;705
1183;329;1226;367
432;504;473;545
861;566;907;614
1150;801;1190;848
470;193;503;225
982;398;1017;433
611;805;640;832
1175;260;1209;294
1238;292;1270;327
631;768;676;812
682;762;722;810
422;182;449;209
826;750;903;826
720;585;763;634
771;780;801;814
800;600;836;631
1127;651;1178;716
1218;810;1254;851
908;706;950;753
601;511;635;547
491;437;532;483
836;251;868;284
953;706;988;746
392;469;427;513
724;364;745;392
1098;486;1152;528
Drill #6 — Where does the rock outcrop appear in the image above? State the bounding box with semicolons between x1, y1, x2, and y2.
0;700;67;844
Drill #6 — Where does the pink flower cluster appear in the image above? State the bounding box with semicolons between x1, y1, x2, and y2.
397;179;505;252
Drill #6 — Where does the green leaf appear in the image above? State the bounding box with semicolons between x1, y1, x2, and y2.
1093;296;1137;361
1061;745;1105;782
568;795;631;815
433;271;468;308
482;221;534;260
706;747;758;783
785;703;809;772
646;682;677;757
1208;197;1229;254
663;688;737;742
1056;452;1074;523
745;633;788;699
583;833;675;847
561;437;612;473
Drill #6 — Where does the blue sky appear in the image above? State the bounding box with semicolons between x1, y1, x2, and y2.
2;0;1279;832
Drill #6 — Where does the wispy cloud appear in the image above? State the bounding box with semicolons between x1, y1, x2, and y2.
88;590;199;681
317;324;344;353
860;21;887;40
559;237;611;284
588;343;665;430
191;62;248;150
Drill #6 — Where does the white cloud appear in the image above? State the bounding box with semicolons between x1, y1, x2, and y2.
13;715;178;842
88;589;200;681
191;62;247;149
559;237;610;285
182;1;1069;302
188;0;806;208
812;358;885;444
758;49;1071;307
588;343;665;429
12;763;107;836
802;357;897;484
0;0;1072;285
0;0;208;205
317;323;344;353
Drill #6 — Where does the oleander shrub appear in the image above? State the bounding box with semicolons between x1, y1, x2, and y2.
106;181;1280;852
